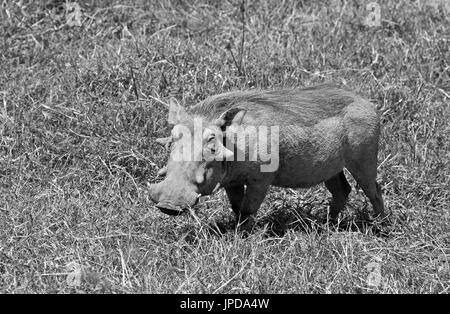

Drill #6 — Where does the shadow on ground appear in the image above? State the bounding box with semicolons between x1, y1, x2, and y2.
204;201;391;239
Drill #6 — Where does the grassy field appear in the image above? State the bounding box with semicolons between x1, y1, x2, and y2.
0;0;449;293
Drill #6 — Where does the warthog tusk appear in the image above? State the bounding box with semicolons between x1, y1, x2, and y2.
157;166;167;177
155;136;172;150
211;182;221;194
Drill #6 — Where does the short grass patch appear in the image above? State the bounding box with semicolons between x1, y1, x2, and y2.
0;0;448;293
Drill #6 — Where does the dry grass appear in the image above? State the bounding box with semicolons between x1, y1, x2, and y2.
0;0;449;293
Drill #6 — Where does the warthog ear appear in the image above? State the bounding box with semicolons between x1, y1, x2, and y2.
168;98;189;125
215;108;246;130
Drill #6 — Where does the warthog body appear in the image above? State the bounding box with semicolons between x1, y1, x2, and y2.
149;84;385;226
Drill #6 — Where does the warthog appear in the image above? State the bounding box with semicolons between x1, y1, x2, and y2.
148;84;385;227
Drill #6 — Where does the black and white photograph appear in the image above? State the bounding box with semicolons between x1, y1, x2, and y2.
0;0;448;298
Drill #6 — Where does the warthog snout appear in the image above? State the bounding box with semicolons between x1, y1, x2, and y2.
148;181;200;216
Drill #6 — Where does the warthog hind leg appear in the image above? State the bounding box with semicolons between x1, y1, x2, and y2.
346;161;386;219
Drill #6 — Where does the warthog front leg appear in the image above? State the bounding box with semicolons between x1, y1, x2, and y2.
225;183;270;231
225;185;245;216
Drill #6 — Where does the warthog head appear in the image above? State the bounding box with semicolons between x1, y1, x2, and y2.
148;99;245;215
